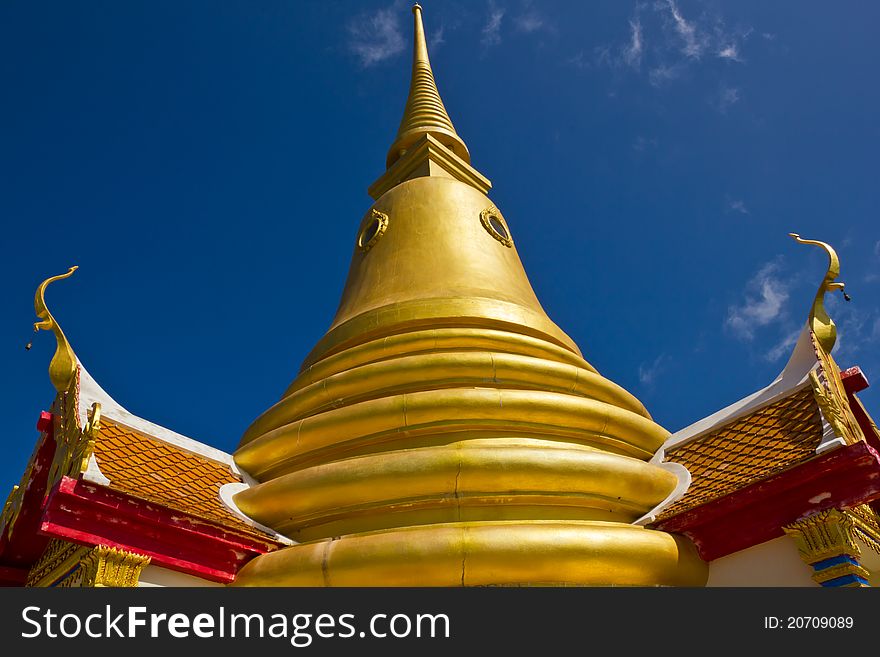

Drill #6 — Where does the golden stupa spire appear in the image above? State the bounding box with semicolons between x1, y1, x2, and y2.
386;4;470;168
789;233;847;353
230;5;706;587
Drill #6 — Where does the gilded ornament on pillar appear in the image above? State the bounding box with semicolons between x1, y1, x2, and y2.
783;509;870;587
78;546;151;587
26;539;90;587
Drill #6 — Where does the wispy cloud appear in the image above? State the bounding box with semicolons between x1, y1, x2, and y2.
726;260;790;340
515;12;544;34
765;328;800;362
348;6;405;67
623;18;644;68
430;24;446;49
633;135;658;152
874;240;880;257
591;1;752;87
649;62;683;86
482;2;505;49
665;0;705;59
716;85;741;113
726;197;749;214
718;43;742;61
638;354;670;386
566;51;590;70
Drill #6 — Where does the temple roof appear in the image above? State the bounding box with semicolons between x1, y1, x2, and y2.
649;235;879;525
74;362;287;543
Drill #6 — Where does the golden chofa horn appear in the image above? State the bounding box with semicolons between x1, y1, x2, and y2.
789;233;846;354
231;5;706;587
32;266;79;392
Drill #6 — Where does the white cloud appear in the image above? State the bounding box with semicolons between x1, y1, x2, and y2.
623;19;644;68
726;197;749;214
765;328;800;362
515;13;544;34
567;51;590;70
638;354;670;385
718;43;741;61
874;240;880;257
348;6;405;67
665;0;705;59
430;24;446;49
633;135;658;152
717;85;741;113
593;2;751;87
726;261;790;340
649;62;682;86
482;2;505;48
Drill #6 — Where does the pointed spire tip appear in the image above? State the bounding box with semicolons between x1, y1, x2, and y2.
386;2;470;168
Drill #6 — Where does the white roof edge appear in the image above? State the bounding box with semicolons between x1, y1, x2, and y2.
76;358;242;470
219;482;294;546
653;325;819;461
633;462;692;526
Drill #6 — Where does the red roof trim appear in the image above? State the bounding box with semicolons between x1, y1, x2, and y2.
40;476;279;584
0;412;57;571
653;441;880;561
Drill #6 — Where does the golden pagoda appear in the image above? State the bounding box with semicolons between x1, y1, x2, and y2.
4;5;880;590
229;5;707;587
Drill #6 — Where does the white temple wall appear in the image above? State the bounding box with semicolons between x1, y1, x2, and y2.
137;565;224;587
706;536;817;587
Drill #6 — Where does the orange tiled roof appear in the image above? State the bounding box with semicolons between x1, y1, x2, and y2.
92;419;274;542
659;385;823;519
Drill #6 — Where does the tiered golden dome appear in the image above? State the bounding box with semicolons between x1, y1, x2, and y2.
231;4;706;586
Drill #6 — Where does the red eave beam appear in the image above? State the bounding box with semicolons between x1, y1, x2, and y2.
0;412;57;570
41;476;279;584
653;441;880;561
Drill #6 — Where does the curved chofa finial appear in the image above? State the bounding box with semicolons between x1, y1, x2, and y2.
789;233;846;354
33;266;79;392
386;4;470;168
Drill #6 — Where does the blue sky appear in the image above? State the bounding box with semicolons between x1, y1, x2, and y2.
1;1;878;492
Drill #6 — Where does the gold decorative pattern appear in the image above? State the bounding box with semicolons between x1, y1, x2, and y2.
0;485;21;539
45;369;96;492
811;561;870;586
78;546;151;587
660;387;823;518
32;266;79;393
85;402;102;439
480;206;513;247
358;209;389;253
93;419;270;540
811;334;865;446
26;539;89;587
783;509;860;563
847;504;880;556
783;509;869;587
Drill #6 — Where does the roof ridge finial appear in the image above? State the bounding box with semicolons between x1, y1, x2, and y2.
789;233;848;354
31;266;79;392
385;4;470;168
